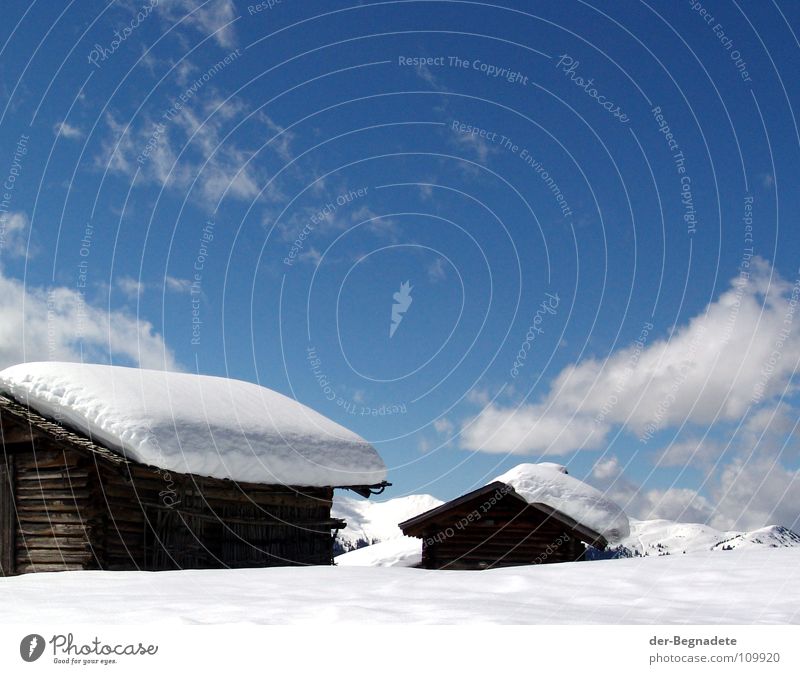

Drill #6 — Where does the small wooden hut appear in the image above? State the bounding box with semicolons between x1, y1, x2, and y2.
399;481;607;570
0;364;388;575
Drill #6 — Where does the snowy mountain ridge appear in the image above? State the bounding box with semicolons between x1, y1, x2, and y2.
333;493;444;553
616;519;800;557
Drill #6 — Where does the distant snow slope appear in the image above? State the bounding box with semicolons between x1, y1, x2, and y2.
336;537;422;567
494;463;631;543
2;550;798;624
0;362;386;487
618;519;800;557
333;493;443;552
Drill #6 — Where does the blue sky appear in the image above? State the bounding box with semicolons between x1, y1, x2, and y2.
1;0;799;530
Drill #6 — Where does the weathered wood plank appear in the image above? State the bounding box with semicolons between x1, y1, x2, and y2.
16;563;85;573
16;537;93;550
17;549;95;564
0;456;15;576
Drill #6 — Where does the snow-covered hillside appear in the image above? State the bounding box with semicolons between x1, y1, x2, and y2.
336;537;422;567
617;519;800;557
333;493;443;553
2;549;798;624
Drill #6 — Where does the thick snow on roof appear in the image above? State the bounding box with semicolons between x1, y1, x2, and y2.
495;463;630;543
0;362;387;487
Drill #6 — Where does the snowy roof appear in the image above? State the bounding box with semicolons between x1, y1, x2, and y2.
494;463;630;543
0;362;387;488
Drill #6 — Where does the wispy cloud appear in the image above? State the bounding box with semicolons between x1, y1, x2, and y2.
0;211;34;260
99;92;292;207
53;121;83;140
427;257;447;282
116;275;195;299
461;258;800;455
451;128;499;164
157;0;239;49
433;417;454;435
116;276;146;300
0;267;178;371
165;275;194;294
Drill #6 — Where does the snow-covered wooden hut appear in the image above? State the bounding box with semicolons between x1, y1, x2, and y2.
0;363;388;575
399;464;629;570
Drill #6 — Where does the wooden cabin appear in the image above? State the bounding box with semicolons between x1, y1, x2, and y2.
0;382;387;576
399;481;607;570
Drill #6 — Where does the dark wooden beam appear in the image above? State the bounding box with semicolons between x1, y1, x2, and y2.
1;425;36;445
0;456;16;576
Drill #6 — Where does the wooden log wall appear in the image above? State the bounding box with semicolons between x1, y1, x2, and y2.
419;499;587;570
97;462;339;570
0;455;15;575
1;399;345;574
11;448;101;574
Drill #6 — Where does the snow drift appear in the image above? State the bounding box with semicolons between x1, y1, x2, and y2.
2;549;798;624
0;362;387;487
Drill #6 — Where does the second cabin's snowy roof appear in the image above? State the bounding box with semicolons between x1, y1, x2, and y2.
0;362;387;488
494;463;630;544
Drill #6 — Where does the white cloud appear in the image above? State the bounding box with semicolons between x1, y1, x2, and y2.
463;403;608;455
640;488;716;523
427;257;447;282
465;387;492;406
0;211;33;259
712;458;800;530
297;247;322;266
658;437;725;468
452;128;498;164
54;121;83;139
588;449;800;531
433;417;454;435
462;258;800;455
116;276;145;300
165;275;193;294
416;63;445;90
116;275;195;298
101;96;290;207
350;205;400;239
589;456;715;524
157;0;238;48
259;111;295;163
591;456;622;480
0;267;178;371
